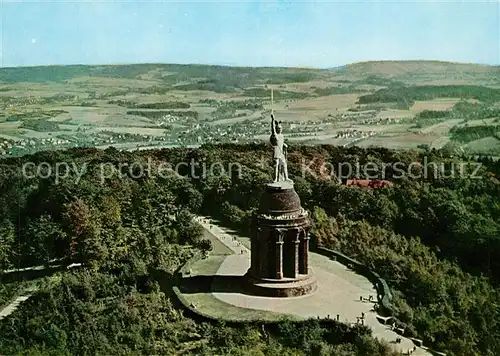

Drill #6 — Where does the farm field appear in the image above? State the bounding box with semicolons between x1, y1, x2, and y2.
1;61;499;156
356;134;435;150
465;137;500;153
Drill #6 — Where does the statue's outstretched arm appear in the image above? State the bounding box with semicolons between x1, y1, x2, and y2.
271;114;277;135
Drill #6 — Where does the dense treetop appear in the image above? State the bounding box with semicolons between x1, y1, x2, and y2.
0;144;499;355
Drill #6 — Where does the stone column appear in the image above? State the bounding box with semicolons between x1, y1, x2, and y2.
300;230;310;274
293;229;301;278
303;229;310;272
259;227;268;277
251;228;261;276
275;230;284;279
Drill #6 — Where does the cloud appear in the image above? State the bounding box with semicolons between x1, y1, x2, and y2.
31;38;37;44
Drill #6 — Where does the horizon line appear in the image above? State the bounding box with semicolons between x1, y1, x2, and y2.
1;59;499;70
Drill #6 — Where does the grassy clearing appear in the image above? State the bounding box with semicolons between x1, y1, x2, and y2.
184;291;299;322
190;255;227;275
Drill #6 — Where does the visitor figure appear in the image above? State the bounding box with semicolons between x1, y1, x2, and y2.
270;114;290;182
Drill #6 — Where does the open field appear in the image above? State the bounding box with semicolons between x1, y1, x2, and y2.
272;94;361;121
1;61;499;156
420;118;464;134
410;98;462;111
465;137;500;153
356;134;435;149
455;117;498;127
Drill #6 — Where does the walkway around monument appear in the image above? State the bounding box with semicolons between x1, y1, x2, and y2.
193;216;432;356
0;263;82;322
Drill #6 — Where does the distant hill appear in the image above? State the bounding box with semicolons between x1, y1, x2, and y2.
339;60;500;77
0;63;324;86
0;60;498;86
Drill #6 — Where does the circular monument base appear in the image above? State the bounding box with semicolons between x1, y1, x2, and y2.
243;269;317;297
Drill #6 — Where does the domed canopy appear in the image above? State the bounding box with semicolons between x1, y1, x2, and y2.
259;182;302;216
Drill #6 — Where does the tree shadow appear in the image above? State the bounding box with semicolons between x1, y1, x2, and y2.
178;274;247;294
0;265;67;284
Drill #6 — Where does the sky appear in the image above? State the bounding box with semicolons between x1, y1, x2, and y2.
0;0;499;68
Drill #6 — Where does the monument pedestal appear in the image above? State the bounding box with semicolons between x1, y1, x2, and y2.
244;181;317;297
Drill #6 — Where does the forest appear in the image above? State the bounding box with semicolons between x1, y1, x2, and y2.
450;125;500;143
357;85;500;109
0;144;499;355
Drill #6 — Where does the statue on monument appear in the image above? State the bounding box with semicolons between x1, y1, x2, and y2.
270;114;291;183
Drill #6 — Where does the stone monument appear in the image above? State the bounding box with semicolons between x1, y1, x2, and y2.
244;114;317;297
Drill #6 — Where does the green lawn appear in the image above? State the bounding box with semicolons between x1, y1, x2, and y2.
186;291;300;322
201;228;234;256
190;255;227;275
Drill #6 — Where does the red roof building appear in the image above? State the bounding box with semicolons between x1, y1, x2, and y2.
345;179;393;189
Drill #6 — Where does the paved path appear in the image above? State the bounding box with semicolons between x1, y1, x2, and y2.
194;215;432;356
194;216;250;256
0;287;37;321
2;259;63;274
0;263;81;322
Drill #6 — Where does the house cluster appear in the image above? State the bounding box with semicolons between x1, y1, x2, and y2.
2;94;79;109
335;129;375;139
176;125;250;145
93;132;171;146
0;132;175;156
339;111;377;120
359;117;410;125
155;114;184;126
0;137;72;155
0;140;14;154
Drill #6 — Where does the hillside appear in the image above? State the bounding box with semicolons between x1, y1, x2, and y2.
1;60;499;157
0;63;326;85
337;61;500;88
341;60;499;77
0;60;498;83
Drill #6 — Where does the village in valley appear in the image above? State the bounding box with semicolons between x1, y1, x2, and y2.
1;62;499;157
